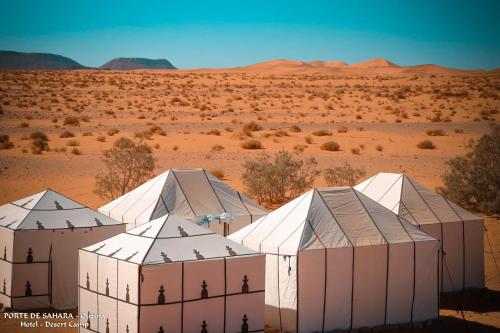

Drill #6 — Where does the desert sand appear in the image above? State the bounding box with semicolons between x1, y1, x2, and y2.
0;62;499;332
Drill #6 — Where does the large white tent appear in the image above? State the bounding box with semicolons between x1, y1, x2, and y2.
79;214;265;333
0;189;125;310
229;187;439;332
99;168;267;235
355;173;484;293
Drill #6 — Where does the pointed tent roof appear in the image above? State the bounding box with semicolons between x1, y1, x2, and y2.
354;173;481;225
82;214;259;265
98;168;268;227
229;187;435;255
0;189;122;230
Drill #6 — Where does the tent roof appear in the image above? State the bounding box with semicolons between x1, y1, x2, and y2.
82;214;259;265
0;189;122;230
354;173;481;225
228;187;435;255
99;168;267;226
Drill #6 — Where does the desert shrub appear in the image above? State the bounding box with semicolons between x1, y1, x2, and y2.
94;138;156;200
375;144;384;152
71;148;82;155
324;163;366;187
210;169;225;179
20;122;29;128
30;131;49;154
426;129;446;136
337;126;349;133
206;129;221;136
63;116;79;126
211;144;225;152
455;129;464;134
66;140;80;147
304;136;313;144
437;125;499;213
172;145;179;151
0;134;14;150
289;125;302;133
83;132;93;136
241;150;320;204
351;147;361;155
59;131;75;138
107;128;120;136
417;140;436;149
312;129;331;136
150;126;166;136
321;141;340;151
96;135;106;142
241;139;263;150
293;144;307;153
243;121;263;133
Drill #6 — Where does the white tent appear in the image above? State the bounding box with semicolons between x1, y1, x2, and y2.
99;168;267;235
355;173;484;293
229;187;439;332
0;189;125;310
79;214;265;333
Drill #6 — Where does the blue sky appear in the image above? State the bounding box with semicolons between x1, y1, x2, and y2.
1;0;499;69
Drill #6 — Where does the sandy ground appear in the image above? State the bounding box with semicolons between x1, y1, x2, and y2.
0;68;499;332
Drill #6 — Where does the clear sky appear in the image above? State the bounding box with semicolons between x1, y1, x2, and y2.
1;0;499;69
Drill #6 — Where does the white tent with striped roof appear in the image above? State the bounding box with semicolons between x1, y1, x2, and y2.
99;169;267;236
229;187;439;332
355;172;484;293
0;189;124;310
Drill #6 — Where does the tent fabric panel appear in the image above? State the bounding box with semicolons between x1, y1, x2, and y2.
413;240;439;322
13;230;51;262
401;177;439;225
183;297;224;333
239;192;268;218
11;263;49;297
277;221;307;255
225;215;251;234
140;263;182;304
297;249;324;333
183;259;225;301
0;227;14;261
319;189;385;247
0;260;12;306
117;260;139;304
226;292;265;333
79;250;98;292
225;255;265;295
156;171;194;218
442;222;464;292
31;190;84;210
264;254;281;331
386;242;413;325
11;190;47;210
173;169;224;216
355;173;401;203
117;301;139;333
97;256;118;298
411;182;460;223
324;247;353;331
205;172;251;218
84;232;152;265
464;220;485;288
140;303;181;333
97;294;117;333
448;201;481;222
420;224;443;293
352;244;387;329
11;295;50;310
0;293;11;309
278;254;297;333
0;204;30;230
376;177;403;214
78;288;98;330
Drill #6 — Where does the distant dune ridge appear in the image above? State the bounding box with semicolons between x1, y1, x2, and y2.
0;51;86;69
99;57;176;70
0;50;495;73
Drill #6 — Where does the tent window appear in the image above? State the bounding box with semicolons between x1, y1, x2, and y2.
242;275;249;293
158;285;166;304
201;280;208;299
26;247;33;263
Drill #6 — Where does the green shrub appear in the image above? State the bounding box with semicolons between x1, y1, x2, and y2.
241;139;263;150
324;163;366;187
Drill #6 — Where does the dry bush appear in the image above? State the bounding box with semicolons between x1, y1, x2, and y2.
83;132;93;136
321;141;340;151
289;125;301;132
150;126;166;136
172;145;179;151
59;131;75;138
351;147;361;155
324;163;366;187
210;169;225;179
426;129;447;136
206;129;221;136
376;144;384;152
211;144;225;152
455;129;464;134
241;150;320;204
94;137;156;200
304;136;313;144
312;129;332;136
63;116;79;126
30;131;49;154
107;128;120;136
96;135;106;142
0;134;14;150
293;144;307;153
241;139;263;150
243;121;263;134
337;126;349;133
66;140;80;147
20;122;29;128
71;148;82;155
417;140;436;149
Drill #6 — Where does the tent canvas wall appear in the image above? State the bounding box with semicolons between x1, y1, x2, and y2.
99;169;267;236
79;214;265;333
355;173;484;293
0;189;125;310
229;187;439;333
